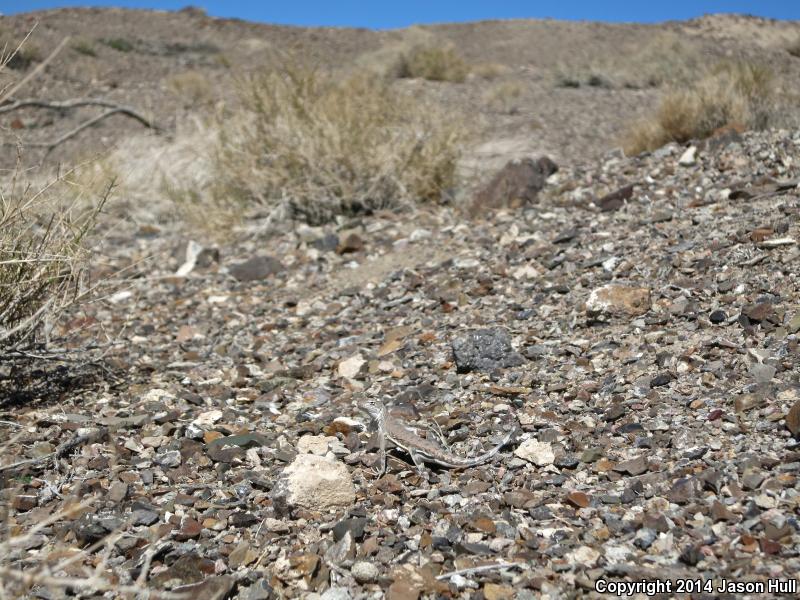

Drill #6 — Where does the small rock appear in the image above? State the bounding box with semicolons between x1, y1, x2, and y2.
514;439;554;466
351;560;379;584
272;454;355;515
297;434;338;455
483;583;515;600
596;183;634;212
451;328;525;373
337;233;364;254
586;284;651;318
228;541;258;569
321;587;352;600
750;363;776;384
108;482;128;503
786;400;800;437
614;455;648;476
565;491;590;508
12;494;37;512
156;450;182;468
470;156;558;214
333;517;368;542
338;354;366;379
678;146;697;166
176;518;203;541
229;255;282;282
709;309;727;323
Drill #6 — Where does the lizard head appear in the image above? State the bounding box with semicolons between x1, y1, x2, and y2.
356;398;385;424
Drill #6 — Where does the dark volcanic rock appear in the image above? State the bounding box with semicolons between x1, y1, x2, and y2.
451;327;525;373
470;156;558;215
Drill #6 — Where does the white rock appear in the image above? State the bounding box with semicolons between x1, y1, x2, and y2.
337;354;366;379
297;434;337;456
567;545;600;566
512;264;540;280
514;439;555;466
193;410;223;427
320;587;351;600
678;146;697;166
263;517;290;533
351;561;379;584
272;454;355;513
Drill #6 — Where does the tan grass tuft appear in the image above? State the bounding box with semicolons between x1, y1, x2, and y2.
623;60;780;155
185;61;467;227
394;43;469;83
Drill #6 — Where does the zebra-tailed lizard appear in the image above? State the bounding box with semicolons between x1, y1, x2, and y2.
358;398;516;475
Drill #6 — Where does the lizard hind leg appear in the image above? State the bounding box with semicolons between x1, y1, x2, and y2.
408;449;429;477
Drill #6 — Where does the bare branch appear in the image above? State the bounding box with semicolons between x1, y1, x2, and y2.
0;35;69;104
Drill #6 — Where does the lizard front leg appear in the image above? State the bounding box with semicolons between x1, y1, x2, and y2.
377;429;386;477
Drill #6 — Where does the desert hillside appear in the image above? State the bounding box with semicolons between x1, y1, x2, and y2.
2;8;800;600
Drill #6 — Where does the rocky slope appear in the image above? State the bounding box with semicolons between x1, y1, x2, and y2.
2;124;800;598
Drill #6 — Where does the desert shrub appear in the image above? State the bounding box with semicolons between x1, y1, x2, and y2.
100;37;135;53
471;62;511;80
0;157;107;350
72;38;97;57
623;60;778;155
1;40;40;70
395;44;468;82
168;70;213;105
203;63;466;225
0;49;105;350
484;80;525;113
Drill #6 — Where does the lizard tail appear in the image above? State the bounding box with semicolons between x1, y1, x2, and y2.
462;425;518;467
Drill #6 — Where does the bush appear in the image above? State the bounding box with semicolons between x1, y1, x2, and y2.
100;37;135;53
395;44;468;83
0;51;105;350
623;61;778;155
203;63;466;225
72;39;97;57
0;166;107;350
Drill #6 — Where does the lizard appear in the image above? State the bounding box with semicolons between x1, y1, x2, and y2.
357;398;516;475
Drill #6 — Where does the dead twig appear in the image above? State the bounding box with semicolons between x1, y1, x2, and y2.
0;34;69;104
0;98;160;132
0;427;106;473
10;107;161;153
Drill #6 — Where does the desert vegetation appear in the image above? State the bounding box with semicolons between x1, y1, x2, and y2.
0;42;105;352
623;60;782;155
393;43;469;82
184;61;466;227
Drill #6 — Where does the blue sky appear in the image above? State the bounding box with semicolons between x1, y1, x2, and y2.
3;1;799;29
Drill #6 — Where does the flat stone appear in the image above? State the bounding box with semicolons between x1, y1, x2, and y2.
514;439;555;466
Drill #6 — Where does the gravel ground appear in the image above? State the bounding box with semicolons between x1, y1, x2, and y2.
2;128;800;599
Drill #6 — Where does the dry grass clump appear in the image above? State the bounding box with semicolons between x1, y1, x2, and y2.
623;61;779;155
168;70;214;105
0;46;105;351
201;62;466;225
471;62;512;80
394;44;468;83
484;80;525;113
0;162;107;350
